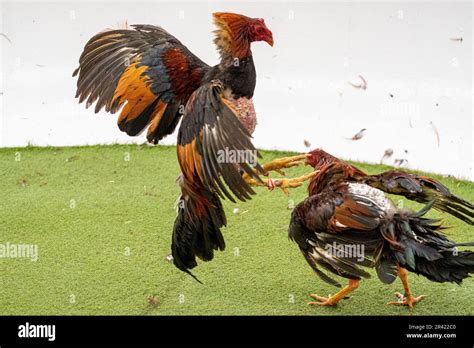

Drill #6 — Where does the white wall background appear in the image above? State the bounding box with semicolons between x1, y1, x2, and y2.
1;0;472;179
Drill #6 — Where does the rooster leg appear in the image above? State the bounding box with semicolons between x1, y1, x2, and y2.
387;266;426;309
259;154;309;175
243;154;316;193
243;154;309;181
244;171;317;194
308;279;360;307
270;172;318;195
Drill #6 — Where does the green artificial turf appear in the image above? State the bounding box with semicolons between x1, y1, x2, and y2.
0;144;473;315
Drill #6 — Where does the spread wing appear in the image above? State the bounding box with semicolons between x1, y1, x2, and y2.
363;171;473;225
177;80;264;203
73;24;209;143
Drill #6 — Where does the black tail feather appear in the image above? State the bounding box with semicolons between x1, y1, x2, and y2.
171;177;226;282
435;200;473;225
383;203;474;284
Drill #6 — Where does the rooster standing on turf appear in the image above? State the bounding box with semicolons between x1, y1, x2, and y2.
289;149;474;309
73;13;311;279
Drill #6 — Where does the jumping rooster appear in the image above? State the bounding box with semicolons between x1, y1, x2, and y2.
289;149;474;308
73;13;310;280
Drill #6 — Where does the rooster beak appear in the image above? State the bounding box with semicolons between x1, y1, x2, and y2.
265;32;274;47
266;35;274;47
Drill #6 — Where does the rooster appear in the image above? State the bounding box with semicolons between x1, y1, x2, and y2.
289;148;474;308
73;13;312;280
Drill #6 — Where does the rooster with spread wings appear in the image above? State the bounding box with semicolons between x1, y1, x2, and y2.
289;149;474;309
73;12;313;280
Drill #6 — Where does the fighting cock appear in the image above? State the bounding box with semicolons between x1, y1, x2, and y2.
289;149;474;308
73;13;310;280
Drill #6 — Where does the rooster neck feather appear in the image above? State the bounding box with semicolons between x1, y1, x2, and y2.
213;13;252;60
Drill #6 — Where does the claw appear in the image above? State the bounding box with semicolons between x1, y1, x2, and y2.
308;293;337;306
308;279;360;308
272;171;318;195
267;178;275;191
273;179;301;195
387;292;426;309
242;154;318;194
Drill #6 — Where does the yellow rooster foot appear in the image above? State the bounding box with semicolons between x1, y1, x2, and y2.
269;171;317;194
387;292;426;309
262;154;309;175
308;294;340;307
308;280;360;307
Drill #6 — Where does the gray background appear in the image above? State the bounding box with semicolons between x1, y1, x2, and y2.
1;0;472;179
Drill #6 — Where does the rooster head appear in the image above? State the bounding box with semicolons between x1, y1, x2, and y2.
248;18;273;46
306;149;340;169
213;12;273;58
